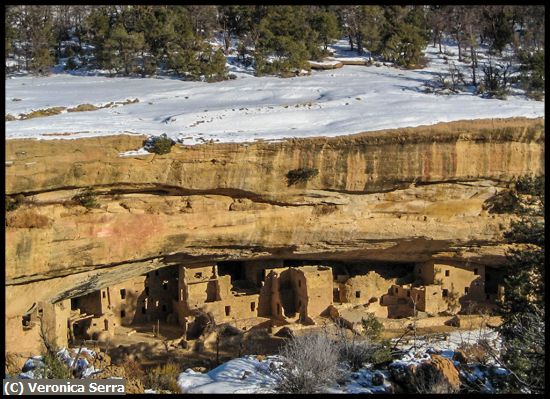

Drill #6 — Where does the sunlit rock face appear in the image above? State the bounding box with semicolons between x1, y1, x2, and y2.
5;117;544;316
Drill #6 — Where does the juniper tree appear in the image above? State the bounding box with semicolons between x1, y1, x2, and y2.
498;175;545;393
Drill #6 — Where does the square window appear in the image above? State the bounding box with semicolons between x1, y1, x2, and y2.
355;291;361;298
120;289;126;299
102;291;106;298
194;272;203;279
250;302;256;312
445;270;450;277
225;306;231;316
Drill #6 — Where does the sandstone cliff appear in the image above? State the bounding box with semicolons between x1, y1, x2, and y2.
5;117;544;316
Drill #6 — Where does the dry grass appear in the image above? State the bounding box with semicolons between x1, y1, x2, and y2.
120;359;146;382
67;104;99;112
144;362;181;393
19;107;66;120
5;352;23;376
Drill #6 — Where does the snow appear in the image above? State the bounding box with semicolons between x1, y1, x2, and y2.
16;347;100;380
177;356;279;393
176;327;504;394
118;148;151;157
5;40;543;144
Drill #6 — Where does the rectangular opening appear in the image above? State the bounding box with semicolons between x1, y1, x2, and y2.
71;298;79;310
464;287;469;294
194;272;203;279
250;302;256;312
217;261;246;283
104;320;109;331
120;310;126;318
120;289;126;300
442;289;449;298
445;270;450;277
355;291;361;298
22;314;31;327
474;268;479;275
225;306;231;316
102;291;106;298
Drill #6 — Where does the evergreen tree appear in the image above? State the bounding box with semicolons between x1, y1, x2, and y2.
498;175;545;393
426;5;446;53
27;6;55;74
517;50;545;100
381;6;427;67
310;8;340;51
5;6;18;64
255;6;314;75
482;6;516;55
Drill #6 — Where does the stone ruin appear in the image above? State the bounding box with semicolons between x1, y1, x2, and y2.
6;259;505;357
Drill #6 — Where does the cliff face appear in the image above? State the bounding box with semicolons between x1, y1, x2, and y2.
5;117;544;316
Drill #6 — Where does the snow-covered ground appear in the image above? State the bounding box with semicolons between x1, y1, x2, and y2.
15;347;100;380
12;328;506;394
177;328;504;394
5;40;543;144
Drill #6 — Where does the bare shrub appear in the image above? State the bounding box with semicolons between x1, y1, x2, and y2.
286;167;319;186
456;340;492;364
144;362;181;393
275;332;346;393
72;189;99;209
121;359;145;383
37;318;72;379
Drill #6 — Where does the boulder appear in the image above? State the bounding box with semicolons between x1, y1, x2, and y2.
371;371;385;386
425;355;461;392
452;350;468;365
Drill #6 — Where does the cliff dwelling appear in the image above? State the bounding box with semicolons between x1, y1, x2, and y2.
6;258;505;356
